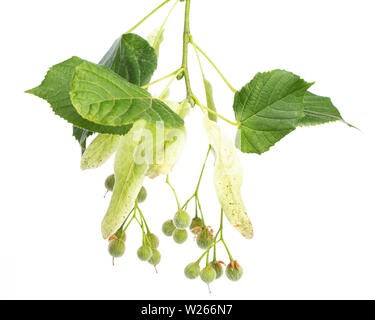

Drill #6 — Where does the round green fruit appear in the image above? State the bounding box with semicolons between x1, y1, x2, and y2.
184;262;200;279
196;228;213;250
162;220;176;237
105;174;115;192
147;233;159;249
200;265;216;284
173;210;191;229
137;186;147;203
226;263;243;281
108;239;125;258
173;229;188;244
209;261;223;279
137;245;153;261
148;249;161;266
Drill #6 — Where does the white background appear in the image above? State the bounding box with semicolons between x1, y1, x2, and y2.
1;0;374;300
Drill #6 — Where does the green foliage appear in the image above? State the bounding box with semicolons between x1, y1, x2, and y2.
27;0;353;290
26;57;132;135
100;33;157;86
233;70;353;154
73;127;93;155
72;33;158;151
233;69;312;154
70;60;184;128
300;92;347;126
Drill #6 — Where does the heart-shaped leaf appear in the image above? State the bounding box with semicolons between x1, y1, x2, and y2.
70;60;184;128
26;57;132;135
99;33;157;87
233;70;312;154
72;33;159;152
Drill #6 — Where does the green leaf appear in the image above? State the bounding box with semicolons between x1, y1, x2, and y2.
72;127;93;154
71;34;156;151
26;57;132;135
204;79;217;122
70;60;184;128
233;70;313;154
299;92;349;127
99;33;157;86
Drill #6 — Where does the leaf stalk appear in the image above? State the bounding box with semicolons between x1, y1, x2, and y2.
190;39;237;93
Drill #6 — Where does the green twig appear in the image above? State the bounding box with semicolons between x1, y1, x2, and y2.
137;203;151;234
196;228;221;264
142;68;183;89
195;146;211;194
196;197;205;225
126;0;172;34
181;146;211;212
221;238;233;261
219;209;234;261
166;175;181;210
120;207;135;231
124;213;136;232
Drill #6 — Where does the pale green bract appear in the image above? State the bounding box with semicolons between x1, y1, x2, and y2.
165;99;191;119
147;27;165;57
147;100;190;178
101;120;150;239
80;134;121;170
69;60;184;128
147;126;187;178
203;116;253;239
